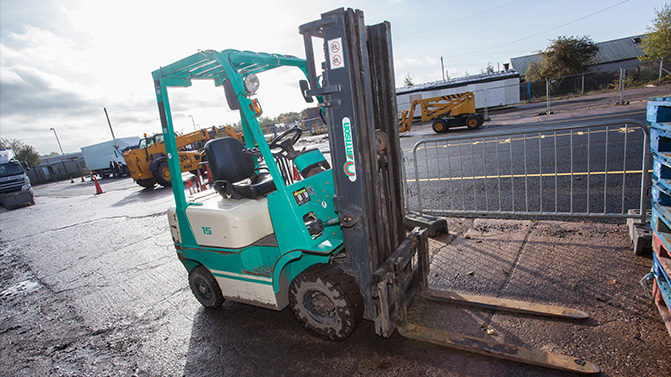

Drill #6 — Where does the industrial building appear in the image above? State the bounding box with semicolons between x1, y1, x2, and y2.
396;70;521;113
510;34;647;79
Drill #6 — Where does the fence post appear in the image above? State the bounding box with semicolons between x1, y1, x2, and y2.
619;67;626;104
545;79;551;114
660;58;665;84
527;81;531;102
581;74;585;96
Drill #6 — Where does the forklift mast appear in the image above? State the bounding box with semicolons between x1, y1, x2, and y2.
299;8;426;336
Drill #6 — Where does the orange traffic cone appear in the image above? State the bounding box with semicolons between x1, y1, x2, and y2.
91;174;104;195
187;179;194;195
197;169;205;191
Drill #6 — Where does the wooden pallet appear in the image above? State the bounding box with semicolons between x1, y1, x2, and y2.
648;97;671;337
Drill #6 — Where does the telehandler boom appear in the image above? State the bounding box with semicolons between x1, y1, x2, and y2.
152;8;598;374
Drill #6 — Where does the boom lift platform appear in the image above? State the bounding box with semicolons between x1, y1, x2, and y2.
152;8;598;374
398;92;485;133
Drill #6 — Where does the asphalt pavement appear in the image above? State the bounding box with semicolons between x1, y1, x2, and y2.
2;87;671;377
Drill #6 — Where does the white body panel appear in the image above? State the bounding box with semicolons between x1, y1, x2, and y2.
167;208;182;243
169;194;274;249
212;270;289;310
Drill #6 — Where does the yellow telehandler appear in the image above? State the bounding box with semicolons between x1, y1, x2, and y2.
123;128;222;188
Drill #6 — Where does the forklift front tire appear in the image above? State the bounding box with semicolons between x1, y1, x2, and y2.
289;264;364;341
188;265;225;309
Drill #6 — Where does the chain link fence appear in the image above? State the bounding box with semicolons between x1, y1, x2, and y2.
520;60;669;103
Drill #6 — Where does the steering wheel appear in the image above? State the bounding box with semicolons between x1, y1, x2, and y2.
269;126;303;158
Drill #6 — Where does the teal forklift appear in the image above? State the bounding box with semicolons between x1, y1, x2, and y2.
153;8;598;374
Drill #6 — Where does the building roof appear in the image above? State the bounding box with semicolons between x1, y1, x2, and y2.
396;70;520;95
41;152;84;164
510;34;646;76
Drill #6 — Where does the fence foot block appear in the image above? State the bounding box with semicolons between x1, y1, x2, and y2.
628;209;652;256
405;213;448;238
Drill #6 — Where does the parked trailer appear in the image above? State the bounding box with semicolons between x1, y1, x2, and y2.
80;137;139;178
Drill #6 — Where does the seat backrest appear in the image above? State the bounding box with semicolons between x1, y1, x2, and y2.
204;137;255;183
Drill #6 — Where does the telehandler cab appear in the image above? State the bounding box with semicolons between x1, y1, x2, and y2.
153;8;598;374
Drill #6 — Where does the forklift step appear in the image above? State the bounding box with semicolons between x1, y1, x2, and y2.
399;323;599;374
243;265;274;278
424;289;589;319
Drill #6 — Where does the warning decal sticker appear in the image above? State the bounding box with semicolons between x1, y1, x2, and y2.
328;38;344;70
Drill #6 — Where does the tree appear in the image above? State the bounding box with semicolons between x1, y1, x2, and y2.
525;36;599;81
403;73;414;86
0;138;42;166
257;116;275;129
481;62;495;74
277;111;301;124
641;3;671;62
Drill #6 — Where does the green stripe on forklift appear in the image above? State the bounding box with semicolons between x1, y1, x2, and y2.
177;243;242;255
210;269;273;284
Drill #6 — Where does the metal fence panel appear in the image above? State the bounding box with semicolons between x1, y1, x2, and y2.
408;119;649;221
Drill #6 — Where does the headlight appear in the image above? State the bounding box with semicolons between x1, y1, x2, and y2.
243;74;260;95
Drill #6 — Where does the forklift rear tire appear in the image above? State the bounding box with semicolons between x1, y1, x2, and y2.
432;119;448;133
188;265;225;309
289;264;364;341
153;161;172;187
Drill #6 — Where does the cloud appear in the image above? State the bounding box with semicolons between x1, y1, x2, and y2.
0;64;101;116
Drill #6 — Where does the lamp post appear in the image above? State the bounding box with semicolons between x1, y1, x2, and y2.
188;115;197;131
49;127;65;155
104;107;116;142
49;127;67;177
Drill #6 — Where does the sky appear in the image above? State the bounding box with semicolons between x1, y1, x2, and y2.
0;0;665;155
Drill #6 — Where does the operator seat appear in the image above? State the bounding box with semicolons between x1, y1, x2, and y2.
204;137;276;199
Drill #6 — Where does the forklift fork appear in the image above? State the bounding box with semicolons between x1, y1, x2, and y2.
373;227;598;374
398;323;600;374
